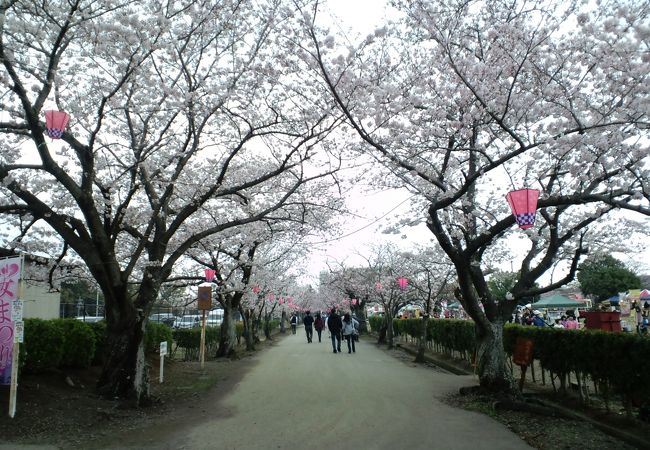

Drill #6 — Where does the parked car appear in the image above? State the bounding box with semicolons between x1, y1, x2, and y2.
74;316;104;323
174;314;201;329
205;309;224;327
148;313;176;327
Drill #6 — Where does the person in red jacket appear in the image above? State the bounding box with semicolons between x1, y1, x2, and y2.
314;312;325;343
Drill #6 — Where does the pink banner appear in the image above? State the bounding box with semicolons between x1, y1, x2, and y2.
0;257;21;385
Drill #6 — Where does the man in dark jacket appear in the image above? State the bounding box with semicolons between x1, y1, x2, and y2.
327;308;342;353
303;310;314;343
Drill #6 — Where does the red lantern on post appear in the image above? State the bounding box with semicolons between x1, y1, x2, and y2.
397;277;408;290
44;110;70;139
506;189;540;230
204;269;216;282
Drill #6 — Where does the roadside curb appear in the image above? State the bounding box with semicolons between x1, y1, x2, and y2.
394;342;474;376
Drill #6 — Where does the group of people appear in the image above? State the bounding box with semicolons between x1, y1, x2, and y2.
516;308;579;329
634;301;650;335
290;309;359;354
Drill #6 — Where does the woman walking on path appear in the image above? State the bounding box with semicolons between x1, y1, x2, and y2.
342;313;359;354
314;312;325;342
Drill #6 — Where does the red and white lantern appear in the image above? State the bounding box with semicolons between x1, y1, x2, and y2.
506;189;540;230
44;110;70;139
204;269;216;282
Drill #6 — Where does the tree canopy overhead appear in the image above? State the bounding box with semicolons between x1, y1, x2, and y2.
0;0;346;404
305;0;650;391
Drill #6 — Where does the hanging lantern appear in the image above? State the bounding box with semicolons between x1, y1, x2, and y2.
268;293;276;301
204;269;216;282
352;298;358;305
44;110;70;139
252;286;261;294
397;277;408;290
506;189;540;230
375;282;383;291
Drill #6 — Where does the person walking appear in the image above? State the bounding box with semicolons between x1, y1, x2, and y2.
290;313;298;335
314;312;325;343
327;308;342;353
303;310;314;343
342;312;359;354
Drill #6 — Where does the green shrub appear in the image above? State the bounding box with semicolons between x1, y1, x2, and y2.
22;318;64;373
56;319;96;369
144;322;173;355
87;321;107;366
173;327;220;360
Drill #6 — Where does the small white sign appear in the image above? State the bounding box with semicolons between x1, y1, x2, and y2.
11;300;23;322
14;321;24;343
160;341;168;356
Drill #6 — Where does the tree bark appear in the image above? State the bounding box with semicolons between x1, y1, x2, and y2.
96;315;150;406
414;315;428;363
386;312;395;349
217;303;237;357
475;318;515;393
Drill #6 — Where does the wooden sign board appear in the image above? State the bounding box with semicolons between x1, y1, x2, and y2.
197;286;212;310
513;337;534;367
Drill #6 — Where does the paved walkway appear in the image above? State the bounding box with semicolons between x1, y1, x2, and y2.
103;329;531;449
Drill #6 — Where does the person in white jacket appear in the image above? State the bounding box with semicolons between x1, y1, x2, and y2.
341;313;359;354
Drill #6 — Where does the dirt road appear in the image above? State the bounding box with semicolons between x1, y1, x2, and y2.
91;330;530;450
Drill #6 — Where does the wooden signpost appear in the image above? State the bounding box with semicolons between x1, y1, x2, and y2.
197;286;212;369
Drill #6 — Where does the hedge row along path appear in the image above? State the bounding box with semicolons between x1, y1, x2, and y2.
90;330;529;450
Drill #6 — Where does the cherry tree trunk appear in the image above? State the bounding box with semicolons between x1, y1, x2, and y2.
386;312;395;349
217;306;237;357
280;310;287;333
414;316;428;363
475;319;515;393
96;315;149;406
242;309;255;351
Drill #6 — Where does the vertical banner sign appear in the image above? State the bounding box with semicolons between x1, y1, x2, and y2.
1;257;22;384
0;256;23;418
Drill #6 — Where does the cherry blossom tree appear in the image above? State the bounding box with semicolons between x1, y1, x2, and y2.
305;0;650;392
0;0;345;404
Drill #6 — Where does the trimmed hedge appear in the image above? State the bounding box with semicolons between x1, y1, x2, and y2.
22;319;177;373
144;322;173;354
22;318;65;373
56;319;96;368
389;317;650;406
172;327;220;360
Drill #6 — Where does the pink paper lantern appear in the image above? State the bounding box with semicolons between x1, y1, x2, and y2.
252;286;261;294
268;293;276;301
375;282;383;291
204;269;216;282
45;110;70;139
397;277;408;290
506;189;540;230
352;299;357;305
